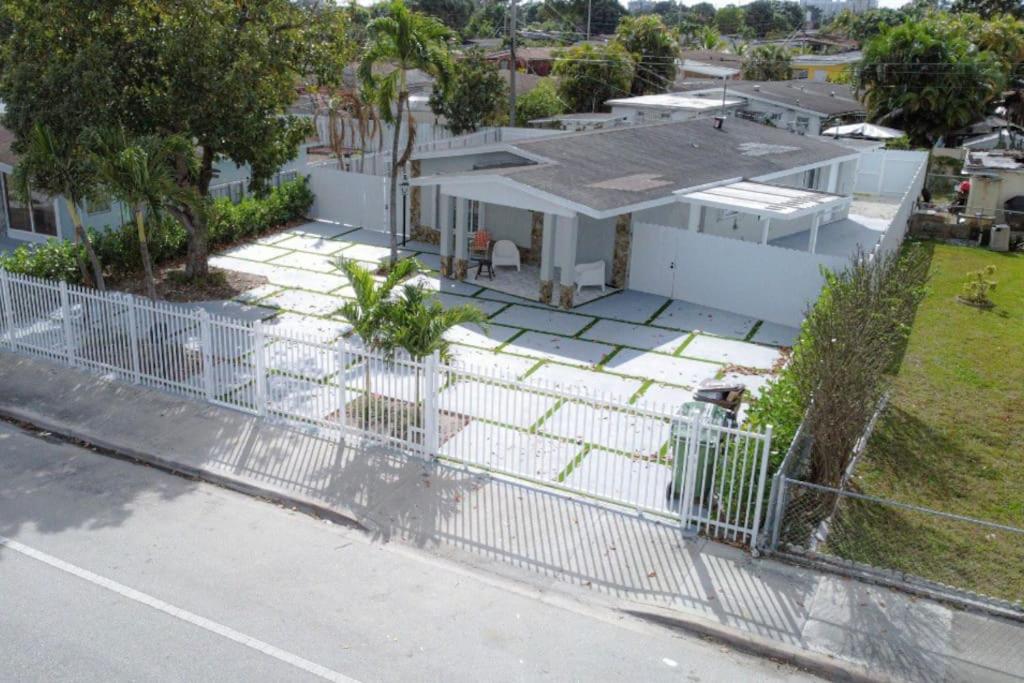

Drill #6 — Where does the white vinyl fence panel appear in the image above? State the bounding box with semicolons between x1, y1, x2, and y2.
306;166;389;231
0;269;773;547
854;150;929;198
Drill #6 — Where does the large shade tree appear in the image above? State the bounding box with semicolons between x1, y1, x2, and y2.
0;0;345;280
553;43;635;112
360;0;452;267
429;48;506;134
858;15;1009;146
614;15;680;95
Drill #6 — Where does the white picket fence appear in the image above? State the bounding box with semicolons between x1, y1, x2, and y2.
0;269;773;547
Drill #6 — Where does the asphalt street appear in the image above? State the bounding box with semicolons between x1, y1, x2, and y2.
0;420;819;682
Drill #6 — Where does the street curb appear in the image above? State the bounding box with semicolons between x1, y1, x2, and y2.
1;402;893;683
622;607;885;683
0;404;370;535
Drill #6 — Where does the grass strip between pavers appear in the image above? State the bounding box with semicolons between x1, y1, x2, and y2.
556;443;592;483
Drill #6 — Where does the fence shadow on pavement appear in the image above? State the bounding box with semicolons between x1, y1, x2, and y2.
194;418;818;646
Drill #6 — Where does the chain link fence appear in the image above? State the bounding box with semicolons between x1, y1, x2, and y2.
773;478;1024;610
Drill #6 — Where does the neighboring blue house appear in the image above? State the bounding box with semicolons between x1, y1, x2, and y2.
0;124;308;251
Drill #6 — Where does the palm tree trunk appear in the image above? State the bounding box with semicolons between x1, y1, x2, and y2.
66;203;105;291
388;91;405;268
135;209;158;300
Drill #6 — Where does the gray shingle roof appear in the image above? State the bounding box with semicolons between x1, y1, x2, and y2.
495;117;854;213
721;81;864;117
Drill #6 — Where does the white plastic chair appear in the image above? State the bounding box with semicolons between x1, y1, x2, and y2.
574;260;606;293
491;240;521;271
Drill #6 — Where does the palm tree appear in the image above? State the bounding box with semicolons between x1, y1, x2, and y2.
312;87;382;172
88;129;198;300
359;0;451;267
11;124;106;289
742;45;793;81
695;26;725;51
390;283;488;363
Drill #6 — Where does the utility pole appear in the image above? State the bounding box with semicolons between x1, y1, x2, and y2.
586;0;592;41
509;0;517;126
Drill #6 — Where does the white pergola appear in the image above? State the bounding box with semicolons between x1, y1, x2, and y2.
680;181;851;254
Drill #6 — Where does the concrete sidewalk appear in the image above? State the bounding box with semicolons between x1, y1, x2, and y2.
1;350;1021;683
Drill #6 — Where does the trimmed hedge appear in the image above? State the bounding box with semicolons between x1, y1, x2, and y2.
0;176;314;284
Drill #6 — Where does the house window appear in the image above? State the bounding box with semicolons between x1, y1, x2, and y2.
84;197;112;215
1;172;57;238
805;167;820;189
449;198;483;232
795;116;810;134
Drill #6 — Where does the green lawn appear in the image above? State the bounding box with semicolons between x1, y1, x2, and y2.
834;242;1024;603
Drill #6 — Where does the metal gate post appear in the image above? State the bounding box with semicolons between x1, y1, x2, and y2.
125;294;142;383
750;425;774;551
0;269;15;349
198;309;215;402
679;406;703;532
253;320;267;417
58;281;75;365
770;476;788;551
335;337;347;437
421;351;440;459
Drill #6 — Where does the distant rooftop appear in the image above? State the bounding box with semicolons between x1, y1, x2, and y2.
606;92;744;111
692;80;864;117
964;150;1024;173
792;51;863;65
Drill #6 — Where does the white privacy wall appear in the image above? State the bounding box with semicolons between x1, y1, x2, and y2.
854;150;929;197
306;166;389;231
636;223;848;327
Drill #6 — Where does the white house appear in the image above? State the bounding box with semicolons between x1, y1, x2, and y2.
605;93;745;125
686;81;866;136
394;117;924;325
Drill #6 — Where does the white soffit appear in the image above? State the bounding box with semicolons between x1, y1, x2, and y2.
679;180;849;219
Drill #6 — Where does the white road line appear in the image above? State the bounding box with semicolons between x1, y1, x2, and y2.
0;535;360;683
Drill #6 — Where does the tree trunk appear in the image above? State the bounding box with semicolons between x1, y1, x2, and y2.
388;92;405;268
178;147;215;280
67;203;105;291
135;209;158;301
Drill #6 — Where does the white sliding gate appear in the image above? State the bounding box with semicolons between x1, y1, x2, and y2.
0;268;773;547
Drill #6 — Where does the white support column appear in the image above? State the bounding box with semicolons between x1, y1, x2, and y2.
454;197;469;279
687;204;702;231
826;162;839;193
808;212;821;255
759;216;771;245
438;193;452;277
254;320;267;417
538;213;556;303
557;214;579;309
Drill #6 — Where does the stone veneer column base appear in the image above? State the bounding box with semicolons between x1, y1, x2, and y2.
454;258;469;280
611;213;633;289
558;284;574;310
528;211;544;265
539;279;554;304
440;255;454;278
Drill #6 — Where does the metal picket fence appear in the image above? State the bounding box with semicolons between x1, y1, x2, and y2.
0;268;774;547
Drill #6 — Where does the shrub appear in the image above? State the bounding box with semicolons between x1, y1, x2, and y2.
1;176;313;284
959;265;996;306
746;244;931;483
0;239;86;284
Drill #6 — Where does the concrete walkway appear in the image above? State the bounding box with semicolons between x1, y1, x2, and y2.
1;350;1022;683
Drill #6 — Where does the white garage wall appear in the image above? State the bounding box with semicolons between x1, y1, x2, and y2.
306;166;389;231
635;222;848;327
